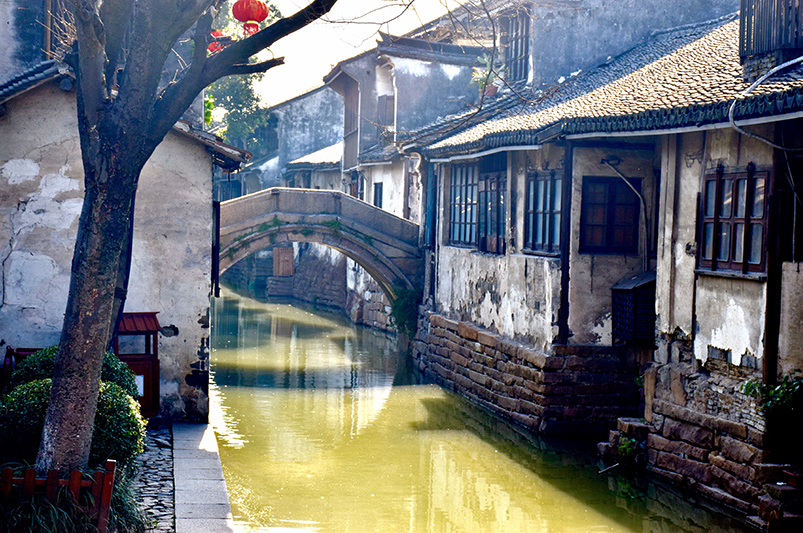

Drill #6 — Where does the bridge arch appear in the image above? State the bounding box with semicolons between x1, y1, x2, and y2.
218;188;423;300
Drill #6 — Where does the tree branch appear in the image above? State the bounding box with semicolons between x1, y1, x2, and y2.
70;0;108;131
98;0;134;95
200;0;339;87
149;0;340;144
226;58;285;76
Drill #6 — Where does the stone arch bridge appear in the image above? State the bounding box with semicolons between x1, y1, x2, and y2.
218;188;423;300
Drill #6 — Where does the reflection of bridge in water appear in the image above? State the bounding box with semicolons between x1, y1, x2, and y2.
217;188;424;299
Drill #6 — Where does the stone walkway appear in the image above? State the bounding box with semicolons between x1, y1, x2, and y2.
132;423;236;533
173;423;237;533
132;426;176;532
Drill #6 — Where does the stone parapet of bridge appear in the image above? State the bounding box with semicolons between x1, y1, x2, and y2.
218;188;423;299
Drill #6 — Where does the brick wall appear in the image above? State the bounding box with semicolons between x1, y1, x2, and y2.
411;311;642;436
631;336;803;525
345;281;393;331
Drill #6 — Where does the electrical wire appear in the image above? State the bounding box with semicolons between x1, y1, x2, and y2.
728;54;803;152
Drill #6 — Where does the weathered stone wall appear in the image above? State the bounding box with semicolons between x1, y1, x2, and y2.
292;244;347;310
346;260;393;331
412;311;641;436
642;351;776;514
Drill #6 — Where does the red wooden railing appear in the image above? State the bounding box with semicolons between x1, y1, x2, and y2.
0;460;116;533
740;0;803;58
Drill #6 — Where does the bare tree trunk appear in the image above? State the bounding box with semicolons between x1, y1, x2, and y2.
36;153;137;474
35;0;340;475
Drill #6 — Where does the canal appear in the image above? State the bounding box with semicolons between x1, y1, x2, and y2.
210;288;752;533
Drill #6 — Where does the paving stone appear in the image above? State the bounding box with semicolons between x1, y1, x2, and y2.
132;426;175;533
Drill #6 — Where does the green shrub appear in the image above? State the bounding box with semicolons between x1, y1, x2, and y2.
0;379;145;468
6;346;139;400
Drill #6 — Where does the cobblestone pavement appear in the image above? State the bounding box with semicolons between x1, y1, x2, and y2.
132;425;175;532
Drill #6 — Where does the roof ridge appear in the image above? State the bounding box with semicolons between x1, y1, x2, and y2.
648;11;739;39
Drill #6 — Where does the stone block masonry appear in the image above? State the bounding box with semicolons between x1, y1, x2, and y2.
639;353;795;521
411;311;642;436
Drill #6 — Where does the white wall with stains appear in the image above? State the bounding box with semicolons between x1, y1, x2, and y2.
0;82;214;419
434;150;562;347
568;145;658;345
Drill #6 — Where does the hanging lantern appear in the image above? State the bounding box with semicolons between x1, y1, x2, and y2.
232;0;269;37
208;29;226;53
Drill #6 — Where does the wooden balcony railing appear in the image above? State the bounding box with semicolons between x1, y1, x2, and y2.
740;0;803;59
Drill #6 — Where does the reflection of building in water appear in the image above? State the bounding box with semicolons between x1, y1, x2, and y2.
424;442;547;532
213;294;397;462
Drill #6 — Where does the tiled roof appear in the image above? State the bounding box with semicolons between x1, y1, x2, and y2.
425;14;803;157
286;142;342;171
119;312;161;335
0;60;66;105
358;82;529;164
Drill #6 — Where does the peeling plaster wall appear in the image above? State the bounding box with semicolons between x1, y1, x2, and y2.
568;145;658;345
780;263;803;374
0;3;21;83
0;83;213;421
693;276;766;363
0;85;83;347
267;88;343;186
364;161;405;217
309;169;343;191
689;127;772;365
435;246;560;346
434;149;562;346
0;0;47;85
655;133;703;349
127;132;213;420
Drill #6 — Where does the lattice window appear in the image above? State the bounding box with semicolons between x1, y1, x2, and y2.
502;9;530;83
580;176;640;254
699;165;768;273
524;170;562;253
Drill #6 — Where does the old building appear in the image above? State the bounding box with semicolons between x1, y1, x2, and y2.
408;0;803;521
0;2;249;421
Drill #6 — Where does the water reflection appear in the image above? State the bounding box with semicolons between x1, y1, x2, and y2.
211;288;751;533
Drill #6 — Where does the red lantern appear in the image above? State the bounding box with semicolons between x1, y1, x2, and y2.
232;0;269;36
208;29;226;53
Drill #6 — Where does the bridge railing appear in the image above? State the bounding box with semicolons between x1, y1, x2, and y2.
220;188;420;245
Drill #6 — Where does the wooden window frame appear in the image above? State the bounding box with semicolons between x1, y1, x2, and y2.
698;165;769;274
449;163;479;247
579;176;641;255
502;9;530;83
373;182;383;209
478;169;506;254
524;170;562;254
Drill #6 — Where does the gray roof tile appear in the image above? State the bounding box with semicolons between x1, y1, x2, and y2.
425;14;803;157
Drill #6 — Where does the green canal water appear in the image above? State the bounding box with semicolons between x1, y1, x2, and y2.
210;288;752;533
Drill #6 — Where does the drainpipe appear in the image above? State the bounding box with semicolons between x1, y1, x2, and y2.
601;157;650;274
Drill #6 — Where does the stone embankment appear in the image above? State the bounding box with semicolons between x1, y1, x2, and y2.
411;311;642;436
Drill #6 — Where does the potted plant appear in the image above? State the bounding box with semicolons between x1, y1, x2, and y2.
471;53;506;97
742;370;803;468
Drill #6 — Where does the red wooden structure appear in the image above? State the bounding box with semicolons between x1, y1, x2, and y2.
113;312;161;417
0;460;117;533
